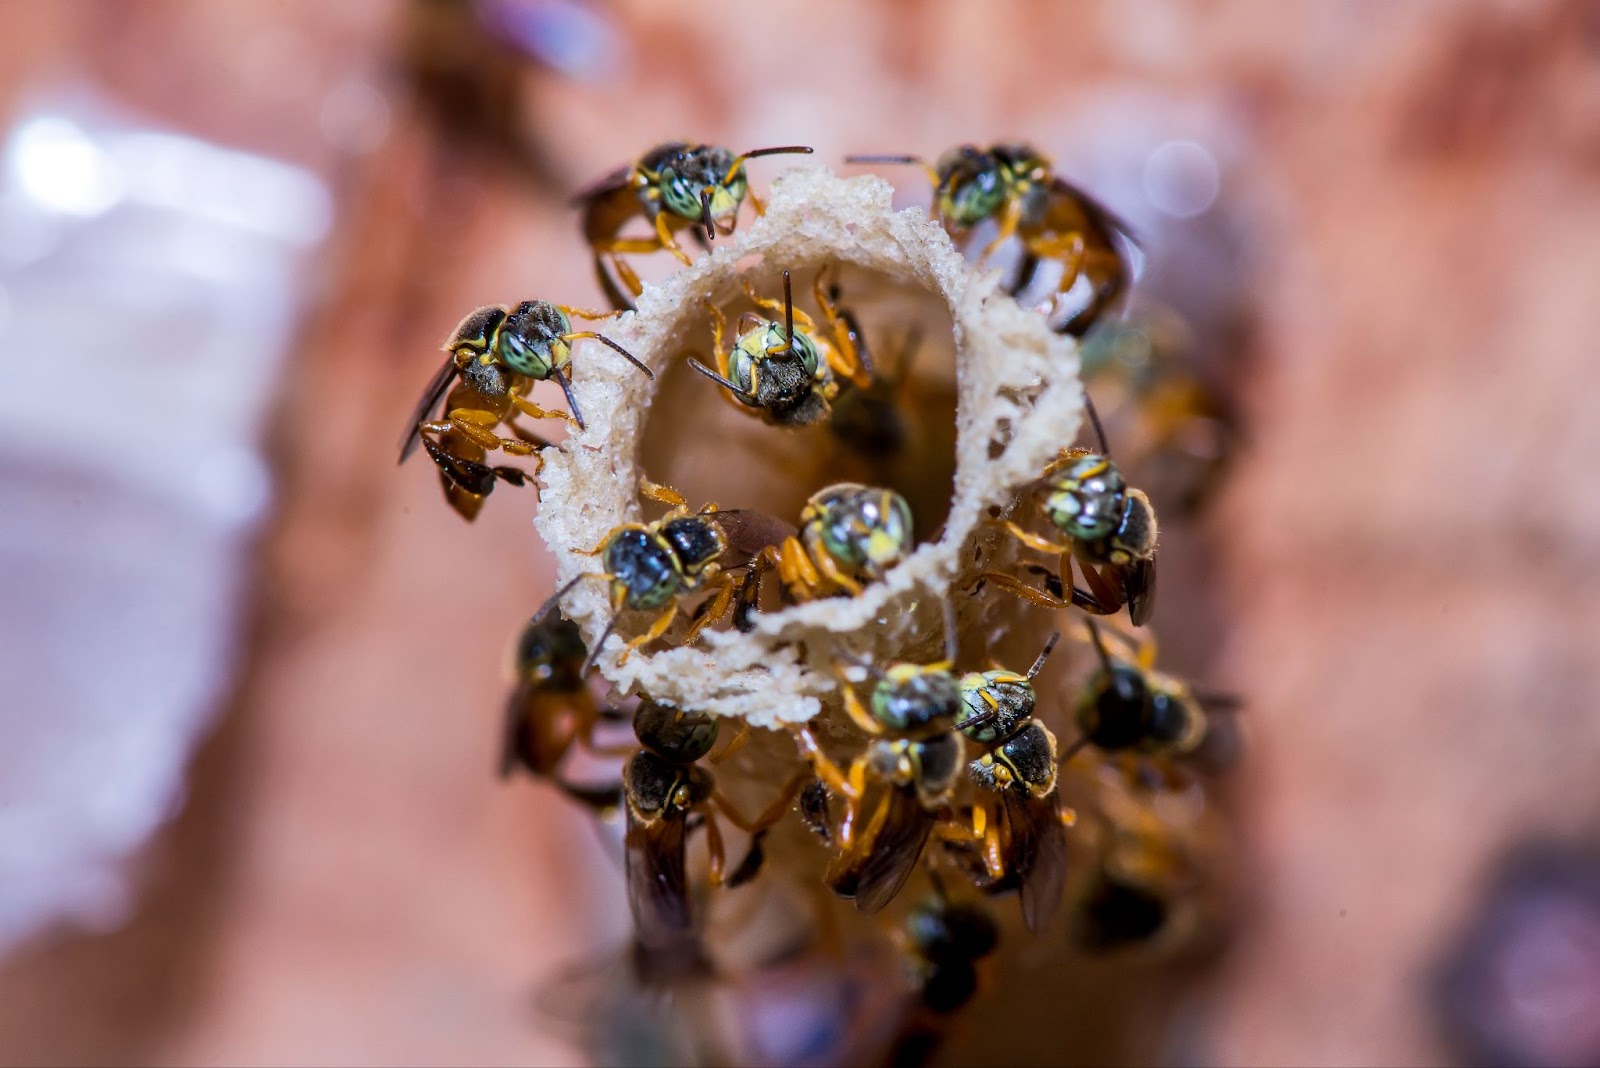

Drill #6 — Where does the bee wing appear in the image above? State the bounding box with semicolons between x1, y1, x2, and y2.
1124;557;1157;627
708;509;799;562
399;353;460;462
625;806;696;950
829;787;934;915
1004;789;1068;934
570;163;635;208
1048;176;1143;252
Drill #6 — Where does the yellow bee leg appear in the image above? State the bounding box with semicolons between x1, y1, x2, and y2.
556;304;620;322
702;805;729;886
747;189;766;217
997;519;1074;556
654;211;693;266
604;252;646;299
793;727;857;802
978;197;1023;265
685;577;734;643
710;722;752;766
639;478;687;508
812;547;864;598
509;391;580;428
1027;230;1088;295
577;523;633;556
983;805;1007;881
839;684;883;737
621;602;678;661
777;539;823;601
976;570;1071;611
837;760;870;849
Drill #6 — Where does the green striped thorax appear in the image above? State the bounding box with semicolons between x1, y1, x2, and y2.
801;483;914;582
727;319;822;410
957;670;1036;744
1044;453;1127;543
648;145;746;224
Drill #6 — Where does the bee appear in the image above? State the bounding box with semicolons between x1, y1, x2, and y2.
979;396;1159;625
900;892;1000;1016
847;143;1136;336
687;268;873;429
578;481;797;665
827;304;920;460
1072;619;1238;759
1070;778;1202;954
576;142;813;310
747;483;915;613
948;633;1070;933
399;300;652;520
625;700;804;952
795;614;966;914
498;591;637;811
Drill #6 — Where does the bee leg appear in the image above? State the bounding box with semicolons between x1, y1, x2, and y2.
837;683;885;737
684;575;735;643
773;539;824;603
977;196;1024;265
1026;230;1088;295
592;254;636;313
1042;445;1095;478
620;602;678;662
576;523;631;556
433;410;505;452
975;570;1071;611
747;189;766;217
710;722;751;765
995;519;1074;556
983;803;1007;881
653;211;693;266
557;304;621;322
639;478;688;508
810;547;865;598
509;391;580;430
702;804;730;886
1077;562;1126;616
505;421;553;450
813;269;873;389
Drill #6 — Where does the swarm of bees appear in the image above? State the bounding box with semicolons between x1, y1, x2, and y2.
402;140;1239;1064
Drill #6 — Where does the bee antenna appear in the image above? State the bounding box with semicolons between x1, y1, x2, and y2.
1083;392;1110;456
1026;632;1060;680
1085;618;1114;674
585;332;655;379
530;574;586;625
553;366;586;431
580;616;620;677
740;145;814;162
1058;735;1091;767
699;187;716;243
687;358;756;403
781;269;794;348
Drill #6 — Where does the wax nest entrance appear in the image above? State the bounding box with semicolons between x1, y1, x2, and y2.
535;168;1082;728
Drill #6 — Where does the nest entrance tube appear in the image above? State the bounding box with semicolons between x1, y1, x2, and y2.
533;168;1083;729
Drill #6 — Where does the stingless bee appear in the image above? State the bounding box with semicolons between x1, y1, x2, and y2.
980;396;1159;625
795;611;965;914
847;143;1137;336
576;142;813;310
740;483;914;618
625;700;803;952
577;481;797;666
399;300;651;520
687;268;874;429
1072;619;1238;759
945;633;1070;933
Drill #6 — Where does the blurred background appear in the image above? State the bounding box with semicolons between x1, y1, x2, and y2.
3;1;1600;1064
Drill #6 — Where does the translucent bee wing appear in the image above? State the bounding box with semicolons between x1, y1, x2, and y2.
398;352;460;462
624;804;697;952
708;508;800;562
1005;788;1068;934
828;787;934;915
1125;557;1158;627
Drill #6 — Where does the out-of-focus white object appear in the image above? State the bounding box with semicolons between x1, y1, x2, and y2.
0;91;329;956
